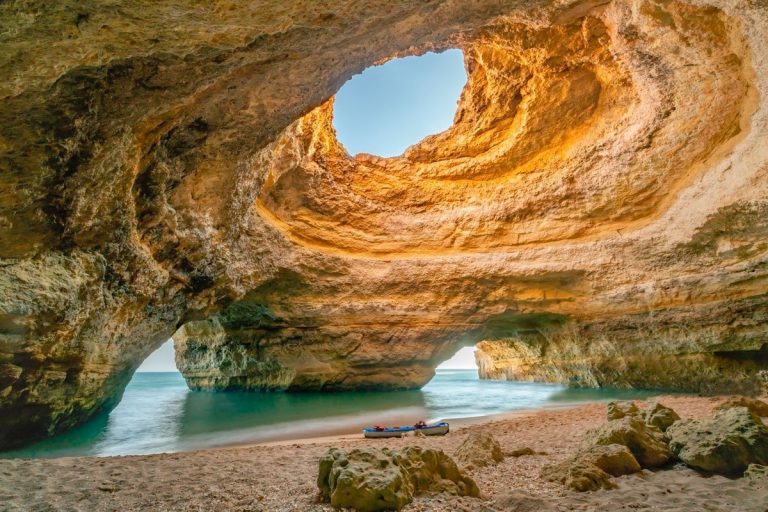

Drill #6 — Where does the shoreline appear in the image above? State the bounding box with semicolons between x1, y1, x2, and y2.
2;371;669;460
1;394;766;511
243;401;591;450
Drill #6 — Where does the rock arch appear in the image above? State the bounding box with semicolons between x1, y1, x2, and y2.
1;0;767;449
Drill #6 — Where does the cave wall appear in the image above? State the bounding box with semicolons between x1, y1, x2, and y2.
1;0;768;449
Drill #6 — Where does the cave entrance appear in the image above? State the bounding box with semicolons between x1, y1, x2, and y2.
332;49;466;157
436;345;479;371
136;339;178;373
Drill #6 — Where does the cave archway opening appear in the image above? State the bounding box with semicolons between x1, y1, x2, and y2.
136;339;178;373
332;49;466;157
436;345;479;372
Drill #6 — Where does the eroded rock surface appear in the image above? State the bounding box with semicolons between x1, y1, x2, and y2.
667;407;768;475
714;396;768;417
582;415;672;468
2;0;768;447
544;401;676;491
644;402;681;432
317;446;478;511
454;431;504;469
541;444;642;491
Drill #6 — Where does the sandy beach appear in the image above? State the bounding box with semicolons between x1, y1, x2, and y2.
2;394;766;511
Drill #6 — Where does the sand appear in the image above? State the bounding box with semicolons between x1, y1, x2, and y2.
1;395;766;511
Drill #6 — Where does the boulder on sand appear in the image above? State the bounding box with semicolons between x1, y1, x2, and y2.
644;401;681;432
318;446;479;511
606;401;641;421
714;396;768;417
667;407;768;475
606;400;680;432
540;444;641;492
544;401;674;491
454;431;504;468
582;415;672;468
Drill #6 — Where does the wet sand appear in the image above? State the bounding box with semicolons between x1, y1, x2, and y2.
1;395;766;511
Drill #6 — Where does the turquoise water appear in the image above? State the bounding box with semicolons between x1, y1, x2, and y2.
2;370;656;459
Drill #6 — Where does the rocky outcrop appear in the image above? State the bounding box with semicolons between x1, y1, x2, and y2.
541;444;641;491
543;401;677;491
454;431;504;469
606;400;680;431
714;396;768;417
2;0;768;448
582;415;672;469
644;402;681;432
318;446;479;511
667;407;768;475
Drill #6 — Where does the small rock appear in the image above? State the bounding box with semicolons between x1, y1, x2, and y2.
606;401;641;421
714;396;768;417
507;447;537;457
454;431;504;468
540;444;641;492
585;444;643;477
644;401;681;432
541;458;616;492
667;407;768;475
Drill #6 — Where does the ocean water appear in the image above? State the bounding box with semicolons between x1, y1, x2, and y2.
3;370;657;459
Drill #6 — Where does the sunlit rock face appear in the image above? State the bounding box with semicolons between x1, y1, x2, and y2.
1;0;767;448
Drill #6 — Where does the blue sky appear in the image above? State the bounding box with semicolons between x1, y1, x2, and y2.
138;51;470;373
333;49;466;157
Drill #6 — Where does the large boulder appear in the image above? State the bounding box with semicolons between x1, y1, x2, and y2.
318;448;412;511
582;416;672;468
667;407;768;475
318;446;478;511
454;431;504;469
540;444;641;492
714;396;768;417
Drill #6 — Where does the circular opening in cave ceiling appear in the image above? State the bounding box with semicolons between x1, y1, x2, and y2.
332;49;466;158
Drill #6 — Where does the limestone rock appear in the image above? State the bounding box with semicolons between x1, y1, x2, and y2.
607;401;641;421
584;444;643;477
667;407;768;475
582;416;672;468
318;448;412;511
397;446;480;497
2;0;768;448
644;401;681;432
454;431;504;468
318;446;478;511
714;396;768;417
541;444;640;492
541;458;616;492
